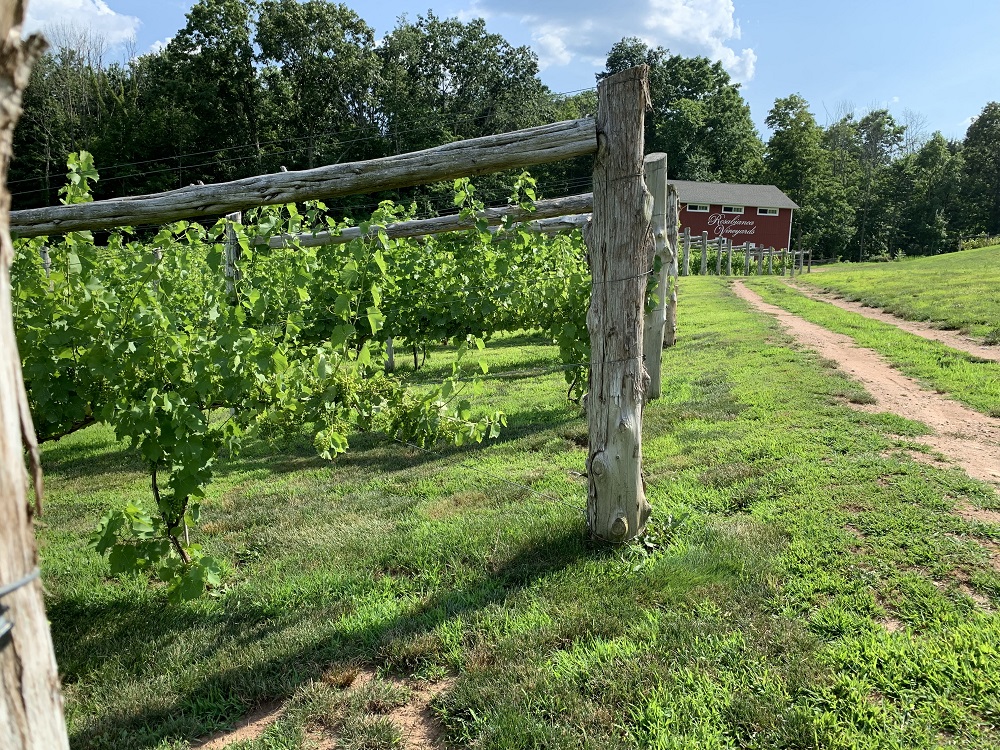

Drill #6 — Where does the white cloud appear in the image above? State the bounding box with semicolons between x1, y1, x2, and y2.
24;0;141;46
466;0;756;82
149;37;172;54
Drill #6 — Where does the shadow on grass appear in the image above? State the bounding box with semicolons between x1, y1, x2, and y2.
51;526;600;750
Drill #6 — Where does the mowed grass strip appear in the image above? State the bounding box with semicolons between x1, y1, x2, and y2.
798;246;1000;342
38;278;1000;750
747;277;1000;418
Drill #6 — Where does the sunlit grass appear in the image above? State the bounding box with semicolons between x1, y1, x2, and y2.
38;278;1000;749
799;246;1000;342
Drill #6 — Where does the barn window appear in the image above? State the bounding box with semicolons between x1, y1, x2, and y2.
758;207;779;216
687;204;709;212
722;206;744;214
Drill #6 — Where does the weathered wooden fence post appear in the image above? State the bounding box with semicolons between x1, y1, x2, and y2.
664;185;678;348
754;245;762;276
681;227;690;276
715;238;723;275
743;243;751;276
642;153;668;399
0;5;71;748
726;239;733;276
224;211;242;294
586;64;652;543
699;231;708;275
781;248;787;276
767;247;774;276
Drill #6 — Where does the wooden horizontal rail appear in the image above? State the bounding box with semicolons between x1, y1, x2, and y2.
267;193;593;248
11;118;597;238
523;213;590;235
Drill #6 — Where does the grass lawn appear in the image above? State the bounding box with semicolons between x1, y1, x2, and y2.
745;278;1000;419
39;278;1000;749
797;246;1000;342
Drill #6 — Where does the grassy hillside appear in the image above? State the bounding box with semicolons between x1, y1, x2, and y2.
39;279;1000;750
800;246;1000;341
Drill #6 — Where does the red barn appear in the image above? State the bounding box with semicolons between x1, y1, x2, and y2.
669;180;799;250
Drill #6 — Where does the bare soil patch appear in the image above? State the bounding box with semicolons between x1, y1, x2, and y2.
194;668;452;750
733;281;1000;488
790;284;1000;362
194;702;284;749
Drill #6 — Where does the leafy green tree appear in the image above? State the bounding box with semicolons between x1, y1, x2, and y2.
375;12;557;210
962;102;1000;234
600;37;763;182
764;94;853;258
136;0;263;187
887;133;963;255
854;109;905;260
257;0;379;169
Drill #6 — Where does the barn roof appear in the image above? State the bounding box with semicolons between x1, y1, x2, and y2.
668;180;800;210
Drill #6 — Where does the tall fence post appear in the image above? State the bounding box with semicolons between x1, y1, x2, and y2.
726;239;733;276
781;248;787;276
642;153;668;399
699;231;708;275
224;211;242;294
586;64;651;544
767;247;774;276
755;245;763;276
664;186;678;348
681;227;690;276
715;238;723;275
0;5;72;747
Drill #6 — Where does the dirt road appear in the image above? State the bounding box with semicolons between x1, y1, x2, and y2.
789;283;1000;363
732;280;1000;487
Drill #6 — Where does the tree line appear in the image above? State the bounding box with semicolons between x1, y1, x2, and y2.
11;0;1000;260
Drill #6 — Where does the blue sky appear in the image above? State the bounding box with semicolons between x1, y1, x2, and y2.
22;0;1000;141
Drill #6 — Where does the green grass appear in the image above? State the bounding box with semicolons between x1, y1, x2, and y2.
745;278;1000;418
38;278;1000;749
799;246;1000;342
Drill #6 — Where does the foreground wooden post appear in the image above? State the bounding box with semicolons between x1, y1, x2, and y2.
0;5;70;748
699;231;708;275
642;153;668;399
726;239;733;276
664;186;678;347
743;243;751;276
715;238;723;275
767;248;774;275
586;64;652;543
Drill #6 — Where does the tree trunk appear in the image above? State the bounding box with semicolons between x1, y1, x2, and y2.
0;5;70;748
585;65;652;543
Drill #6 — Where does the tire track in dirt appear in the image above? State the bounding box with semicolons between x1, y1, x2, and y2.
732;280;1000;488
788;282;1000;362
